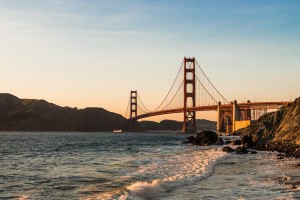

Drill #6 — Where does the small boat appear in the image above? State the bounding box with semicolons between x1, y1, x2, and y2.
113;129;124;133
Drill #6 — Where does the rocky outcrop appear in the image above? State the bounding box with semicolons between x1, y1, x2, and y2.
183;130;218;146
0;93;127;131
216;137;224;145
240;135;255;148
222;146;235;152
196;131;218;145
235;97;300;157
230;139;241;146
235;146;248;154
222;145;257;154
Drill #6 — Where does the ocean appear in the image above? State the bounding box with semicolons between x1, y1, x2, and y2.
0;132;299;200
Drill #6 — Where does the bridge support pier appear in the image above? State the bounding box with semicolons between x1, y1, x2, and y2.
182;57;197;133
217;101;221;132
232;100;239;132
129;90;138;131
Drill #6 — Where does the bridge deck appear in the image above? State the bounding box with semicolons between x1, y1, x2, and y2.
131;101;289;120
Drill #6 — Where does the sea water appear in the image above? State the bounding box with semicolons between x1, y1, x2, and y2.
0;132;299;200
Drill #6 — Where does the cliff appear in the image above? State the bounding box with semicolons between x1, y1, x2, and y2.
236;97;300;157
0;93;126;131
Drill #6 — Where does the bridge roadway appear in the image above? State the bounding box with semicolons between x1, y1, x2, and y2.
131;101;289;121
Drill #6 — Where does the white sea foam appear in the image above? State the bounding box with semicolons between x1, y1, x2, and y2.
87;147;228;200
18;195;30;200
121;148;227;200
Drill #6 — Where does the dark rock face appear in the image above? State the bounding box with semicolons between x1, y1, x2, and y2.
196;131;218;146
182;136;197;144
235;97;300;158
241;135;255;148
0;93;127;131
222;145;257;154
230;140;241;146
236;146;248;154
216;137;224;145
257;141;300;158
222;146;235;152
182;131;218;146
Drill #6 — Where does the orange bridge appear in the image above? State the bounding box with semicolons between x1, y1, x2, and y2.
124;57;289;133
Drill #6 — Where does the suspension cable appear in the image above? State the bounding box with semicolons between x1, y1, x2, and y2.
190;69;218;104
153;60;184;111
195;60;229;104
124;94;130;118
137;93;151;112
137;104;148;114
161;80;184;111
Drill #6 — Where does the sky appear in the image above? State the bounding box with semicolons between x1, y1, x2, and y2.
0;0;299;121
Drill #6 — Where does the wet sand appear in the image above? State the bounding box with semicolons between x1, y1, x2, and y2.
164;151;300;200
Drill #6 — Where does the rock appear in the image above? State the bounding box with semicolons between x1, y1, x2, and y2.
181;140;190;144
182;136;196;144
250;150;257;154
222;146;235;152
215;137;224;145
187;136;196;142
235;97;300;158
236;146;248;154
241;135;255;148
183;131;219;146
230;140;241;145
276;153;286;157
224;140;231;145
196;131;218;145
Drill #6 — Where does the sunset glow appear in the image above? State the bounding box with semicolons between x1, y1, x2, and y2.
0;0;299;121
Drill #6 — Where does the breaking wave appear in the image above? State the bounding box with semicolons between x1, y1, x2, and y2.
86;147;228;200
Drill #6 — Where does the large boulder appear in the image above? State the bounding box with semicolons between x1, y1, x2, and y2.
196;131;218;146
222;146;235;152
182;136;197;144
236;146;248;154
183;131;219;146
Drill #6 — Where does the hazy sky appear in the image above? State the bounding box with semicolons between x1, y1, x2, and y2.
0;0;299;121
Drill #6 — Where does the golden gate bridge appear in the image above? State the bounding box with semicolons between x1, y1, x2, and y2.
124;57;289;133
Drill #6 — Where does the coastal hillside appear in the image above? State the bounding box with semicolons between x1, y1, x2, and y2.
139;119;216;131
236;97;300;155
0;93;126;131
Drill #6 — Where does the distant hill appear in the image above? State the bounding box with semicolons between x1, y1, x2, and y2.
0;93;218;132
0;93;126;131
139;119;216;131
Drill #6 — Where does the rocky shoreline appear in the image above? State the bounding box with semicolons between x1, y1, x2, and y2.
183;130;300;193
184;97;300;158
251;140;300;158
235;97;300;158
182;131;258;154
183;130;300;158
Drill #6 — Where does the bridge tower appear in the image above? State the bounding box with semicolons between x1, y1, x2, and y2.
129;90;138;131
182;57;197;133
